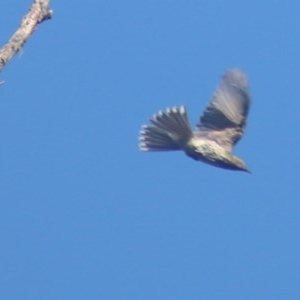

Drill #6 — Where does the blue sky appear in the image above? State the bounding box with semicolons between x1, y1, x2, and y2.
0;1;300;299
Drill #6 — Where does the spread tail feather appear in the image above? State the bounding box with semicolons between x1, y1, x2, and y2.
139;106;193;151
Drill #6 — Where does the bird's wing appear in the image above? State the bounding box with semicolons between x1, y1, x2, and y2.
196;69;251;152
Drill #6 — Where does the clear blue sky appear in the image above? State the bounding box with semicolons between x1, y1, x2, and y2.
0;1;299;299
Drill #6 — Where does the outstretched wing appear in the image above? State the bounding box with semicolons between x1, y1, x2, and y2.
196;69;251;152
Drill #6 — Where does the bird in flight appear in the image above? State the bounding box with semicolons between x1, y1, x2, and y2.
139;69;251;172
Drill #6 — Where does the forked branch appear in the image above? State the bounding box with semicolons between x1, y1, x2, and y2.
0;0;53;74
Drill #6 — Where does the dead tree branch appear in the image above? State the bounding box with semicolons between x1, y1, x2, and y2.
0;0;53;74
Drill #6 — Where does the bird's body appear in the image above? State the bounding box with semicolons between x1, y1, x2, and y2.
139;69;251;172
184;137;246;171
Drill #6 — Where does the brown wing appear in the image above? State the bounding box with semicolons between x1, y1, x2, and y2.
196;69;251;152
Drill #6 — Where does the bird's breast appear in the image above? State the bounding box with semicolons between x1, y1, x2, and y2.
184;138;229;164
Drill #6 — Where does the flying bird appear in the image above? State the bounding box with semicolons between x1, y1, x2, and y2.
139;69;251;172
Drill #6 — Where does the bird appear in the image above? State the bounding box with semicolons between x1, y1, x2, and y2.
138;69;251;172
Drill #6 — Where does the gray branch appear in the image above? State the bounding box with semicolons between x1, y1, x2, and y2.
0;0;53;74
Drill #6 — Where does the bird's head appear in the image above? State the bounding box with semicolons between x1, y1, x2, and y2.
230;156;251;173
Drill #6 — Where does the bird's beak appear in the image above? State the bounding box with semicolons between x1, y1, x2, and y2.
243;167;251;174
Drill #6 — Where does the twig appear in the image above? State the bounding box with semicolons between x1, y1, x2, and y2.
0;0;53;74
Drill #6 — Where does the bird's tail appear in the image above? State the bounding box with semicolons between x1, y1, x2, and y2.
139;106;193;151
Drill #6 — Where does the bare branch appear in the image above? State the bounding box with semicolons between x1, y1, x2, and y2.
0;0;53;74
